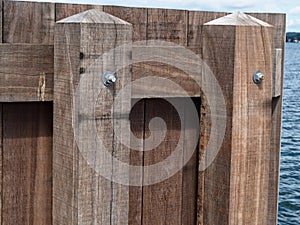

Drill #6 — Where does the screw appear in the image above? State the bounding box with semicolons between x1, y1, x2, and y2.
253;71;265;84
102;71;116;87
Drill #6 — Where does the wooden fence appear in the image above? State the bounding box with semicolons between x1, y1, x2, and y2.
0;1;285;225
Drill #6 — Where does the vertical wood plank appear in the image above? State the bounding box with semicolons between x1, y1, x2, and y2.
3;1;55;44
202;24;236;225
0;103;2;225
2;103;53;225
203;12;274;225
142;98;183;225
128;100;145;225
55;3;103;21
273;48;283;97
0;0;2;42
188;11;227;57
54;9;132;225
248;13;286;225
53;22;81;225
103;6;147;42
181;98;200;225
231;24;273;225
147;8;187;45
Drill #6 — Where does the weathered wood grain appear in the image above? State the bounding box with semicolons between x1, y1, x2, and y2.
142;98;183;225
188;11;227;56
202;24;236;225
273;48;283;97
0;0;2;42
0;1;285;224
128;100;145;225
54;9;132;225
248;13;286;225
203;12;274;225
55;3;103;21
3;1;55;44
182;98;200;225
147;8;187;45
104;6;147;42
2;102;53;225
231;24;273;225
0;44;54;102
53;21;81;225
0;103;2;225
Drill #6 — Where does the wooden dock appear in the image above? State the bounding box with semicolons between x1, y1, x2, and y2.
0;1;285;224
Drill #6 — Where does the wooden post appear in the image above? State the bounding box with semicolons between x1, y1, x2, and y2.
54;9;132;225
202;12;274;224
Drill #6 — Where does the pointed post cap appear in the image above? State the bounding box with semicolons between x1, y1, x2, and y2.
204;12;272;27
57;9;131;25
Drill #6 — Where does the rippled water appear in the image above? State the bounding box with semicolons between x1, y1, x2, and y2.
278;43;300;224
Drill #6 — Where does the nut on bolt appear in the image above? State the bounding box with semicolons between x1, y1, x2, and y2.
102;71;116;87
253;71;265;84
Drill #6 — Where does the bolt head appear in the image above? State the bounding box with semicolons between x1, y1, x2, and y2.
253;71;264;84
102;71;116;87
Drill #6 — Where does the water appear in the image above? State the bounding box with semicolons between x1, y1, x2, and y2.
278;43;300;224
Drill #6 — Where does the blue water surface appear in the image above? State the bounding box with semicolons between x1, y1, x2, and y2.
278;43;300;224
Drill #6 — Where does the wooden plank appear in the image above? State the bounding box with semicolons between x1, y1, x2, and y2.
273;48;282;97
53;21;81;225
203;12;274;224
55;3;103;21
188;11;227;56
54;9;132;225
147;8;187;45
231;23;273;225
202;24;236;225
0;44;54;102
104;6;147;42
248;13;286;225
128;100;145;225
142;98;183;225
3;1;55;44
0;0;2;42
0;103;2;225
2;102;53;225
182;98;200;225
131;60;201;98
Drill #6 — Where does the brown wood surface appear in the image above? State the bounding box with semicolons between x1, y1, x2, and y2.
129;100;145;225
203;13;274;225
55;3;103;21
147;8;187;45
2;102;53;225
188;11;227;57
104;6;147;42
248;13;286;225
273;48;283;97
129;98;199;225
54;9;132;225
0;0;2;43
202;24;236;225
0;1;285;224
0;44;54;102
142;98;183;225
3;1;55;44
182;98;200;225
231;24;273;225
0;104;2;225
53;22;81;225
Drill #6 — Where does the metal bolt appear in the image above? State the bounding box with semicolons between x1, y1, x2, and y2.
102;71;116;87
253;71;265;84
